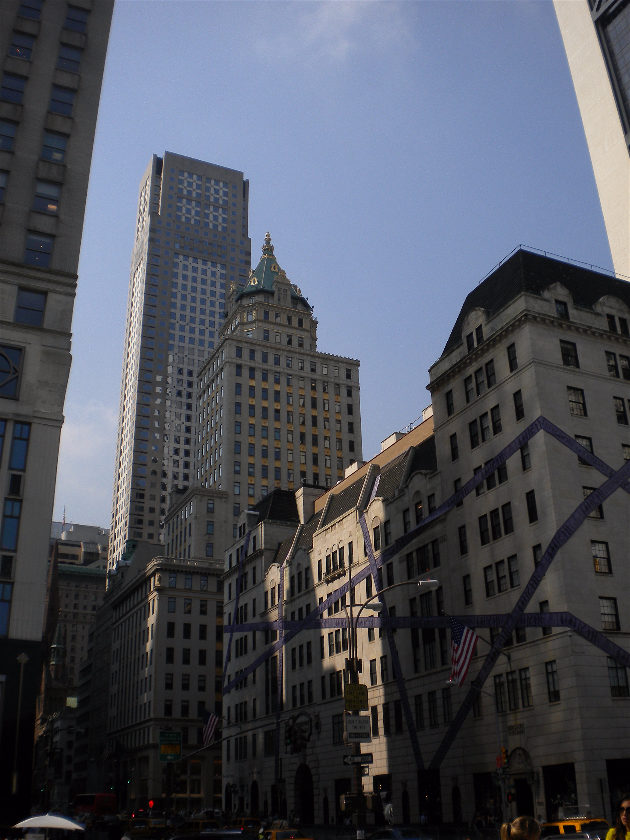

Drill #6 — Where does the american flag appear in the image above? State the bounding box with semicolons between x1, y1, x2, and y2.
202;710;219;747
448;617;478;685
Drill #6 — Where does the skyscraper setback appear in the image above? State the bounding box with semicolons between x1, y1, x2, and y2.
108;153;251;572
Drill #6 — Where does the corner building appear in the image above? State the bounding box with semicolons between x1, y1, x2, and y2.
222;248;630;827
0;0;113;818
197;234;362;541
108;153;251;573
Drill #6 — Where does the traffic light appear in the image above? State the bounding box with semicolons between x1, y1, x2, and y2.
501;746;508;767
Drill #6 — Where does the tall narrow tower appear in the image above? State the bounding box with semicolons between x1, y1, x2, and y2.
194;233;362;543
108;153;251;573
0;0;113;817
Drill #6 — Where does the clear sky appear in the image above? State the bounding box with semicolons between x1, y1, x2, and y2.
53;0;614;529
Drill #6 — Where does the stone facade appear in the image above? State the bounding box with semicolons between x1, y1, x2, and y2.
0;0;113;818
221;249;630;826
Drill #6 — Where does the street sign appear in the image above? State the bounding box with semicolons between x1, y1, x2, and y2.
159;730;181;762
344;683;368;712
344;714;371;743
343;753;373;765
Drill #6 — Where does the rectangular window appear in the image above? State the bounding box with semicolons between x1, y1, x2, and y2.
506;670;519;710
478;514;489;546
382;702;391;736
1;499;21;550
567;387;587;417
464;375;474;403
370;705;379;737
508;555;519;588
485;359;496;387
490;508;501;540
445;389;454;416
608;656;629;698
474;367;485;396
575;435;593;465
49;85;75;116
18;0;44;19
480;412;491;442
620;355;630;381
501;502;514;534
614;396;629;425
9;423;30;470
24;232;53;267
64;5;89;32
428;691;438;727
9;32;35;61
1;73;26;104
584;486;603;519
591;541;611;575
483;565;496;597
513;389;524;420
33;180;60;215
545;660;560;702
0;120;17;152
560;340;579;368
458;525;468;556
494;674;506;713
414;694;424;730
507;342;518;371
525;490;538;523
469;419;479;449
450;433;459;461
519;667;532;707
42;131;68;163
606;351;620;378
463;573;472;606
57;44;82;73
600;597;620;631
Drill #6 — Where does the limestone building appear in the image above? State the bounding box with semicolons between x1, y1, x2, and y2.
221;248;630;826
103;543;224;814
197;233;362;545
554;0;630;276
108;153;251;573
0;0;113;818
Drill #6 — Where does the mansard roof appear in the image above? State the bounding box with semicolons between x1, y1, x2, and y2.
443;248;630;355
252;488;300;524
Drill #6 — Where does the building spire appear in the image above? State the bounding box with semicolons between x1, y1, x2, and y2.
262;232;274;257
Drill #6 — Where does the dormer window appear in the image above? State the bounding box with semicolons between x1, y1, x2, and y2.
555;299;569;320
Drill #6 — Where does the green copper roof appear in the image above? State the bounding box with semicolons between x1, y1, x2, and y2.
236;233;311;309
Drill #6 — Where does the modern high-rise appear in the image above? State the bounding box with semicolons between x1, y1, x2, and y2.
0;0;113;819
108;153;251;573
197;233;362;544
554;0;630;277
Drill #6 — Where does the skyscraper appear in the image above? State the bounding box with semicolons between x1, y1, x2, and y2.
108;153;251;573
0;0;113;818
554;0;630;277
196;233;362;542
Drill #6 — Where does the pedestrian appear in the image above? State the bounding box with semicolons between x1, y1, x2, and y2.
500;816;541;840
606;794;630;840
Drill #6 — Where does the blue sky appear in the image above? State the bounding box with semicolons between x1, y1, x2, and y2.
53;0;613;528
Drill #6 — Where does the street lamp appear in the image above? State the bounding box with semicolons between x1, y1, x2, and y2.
344;578;440;834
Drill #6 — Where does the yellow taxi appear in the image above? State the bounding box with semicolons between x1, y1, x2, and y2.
540;818;609;840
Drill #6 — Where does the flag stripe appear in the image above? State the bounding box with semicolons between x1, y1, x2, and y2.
449;617;478;685
203;711;219;746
